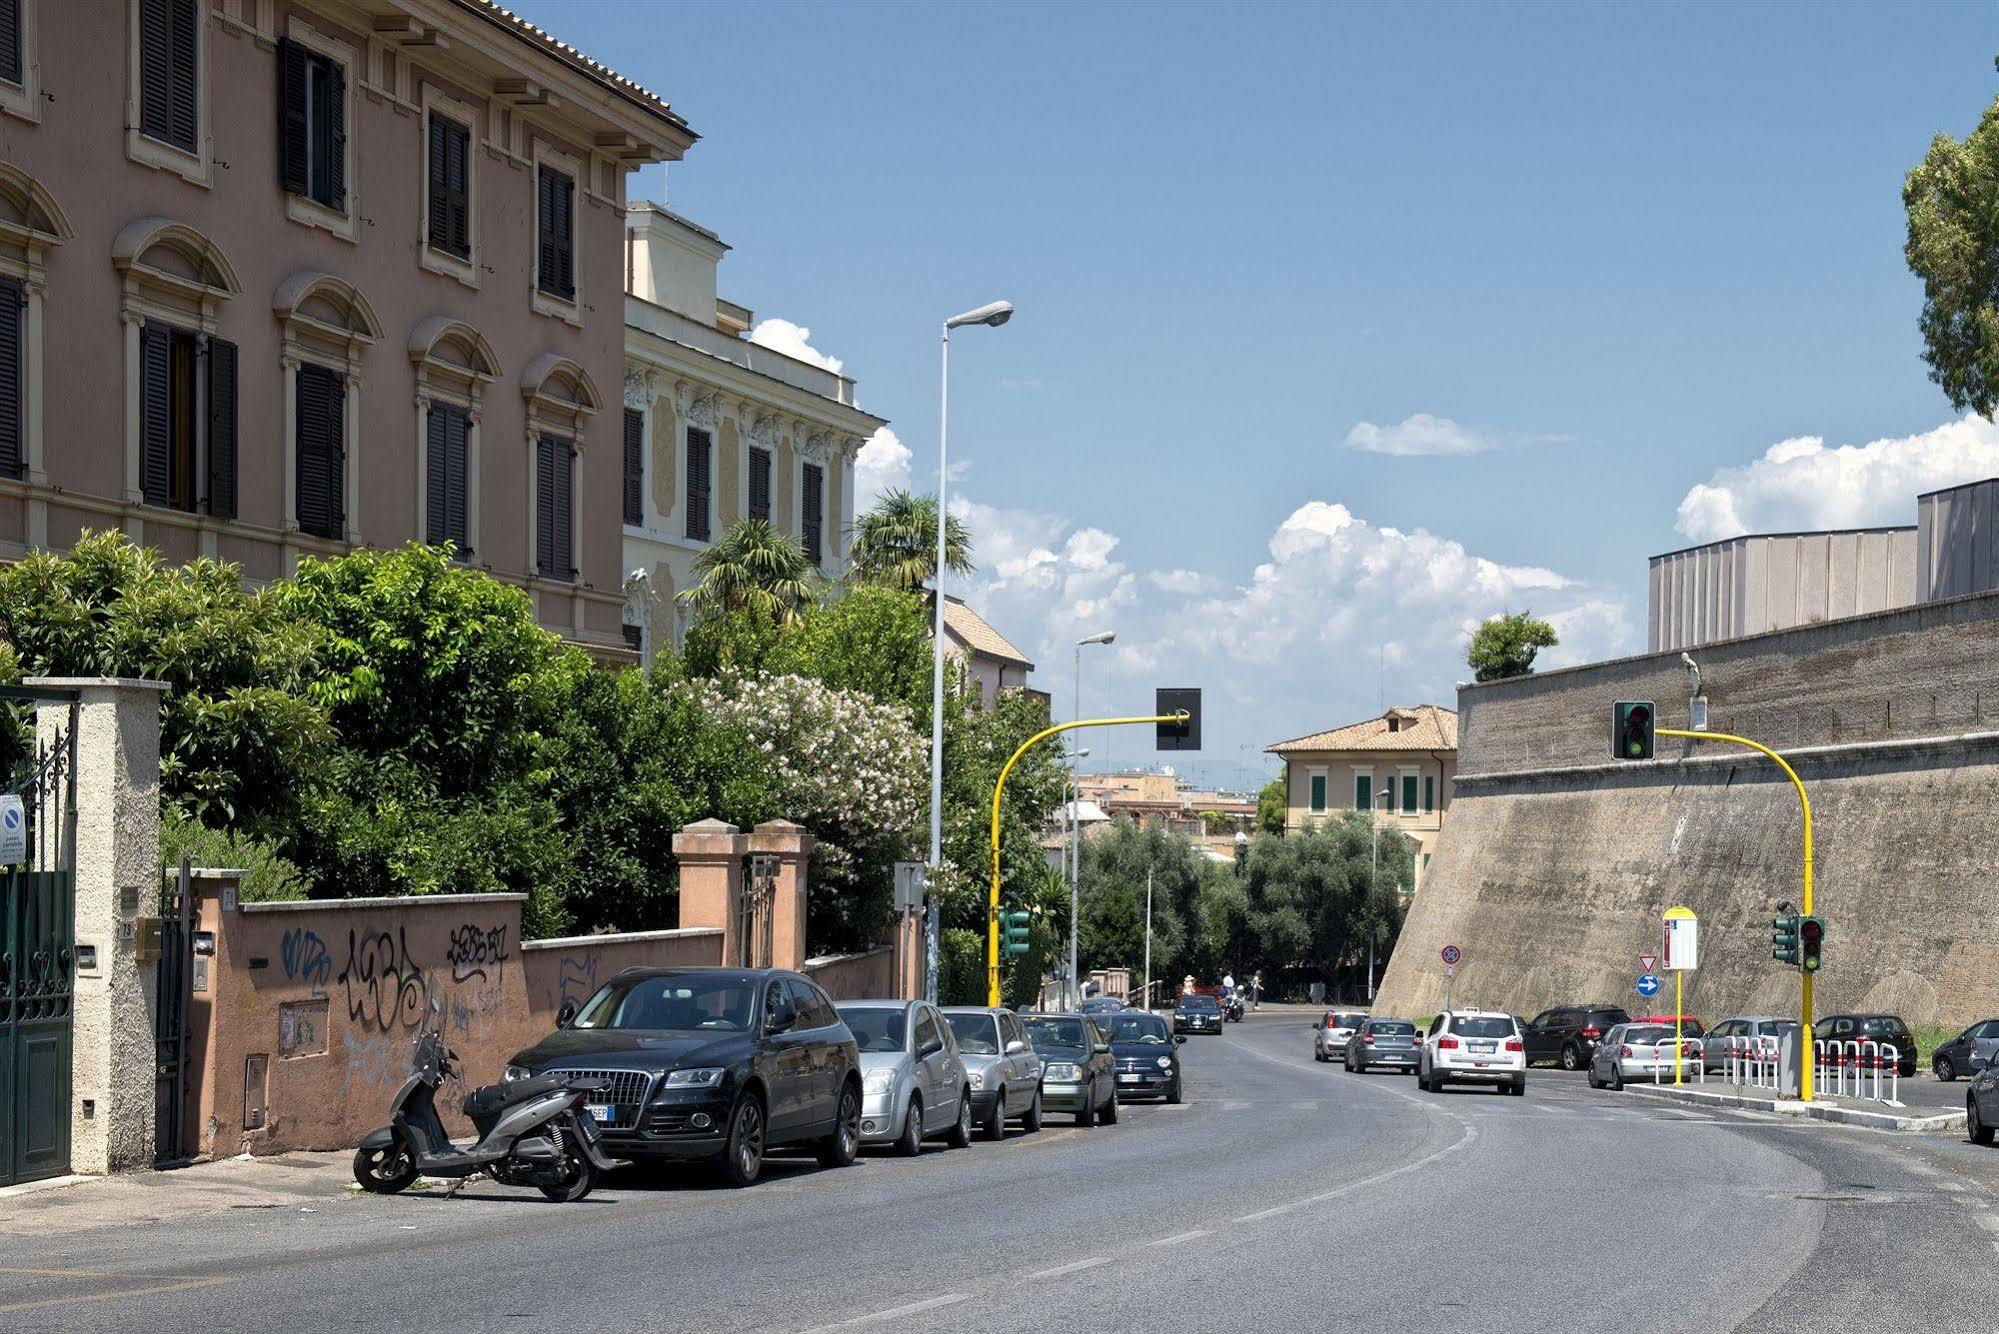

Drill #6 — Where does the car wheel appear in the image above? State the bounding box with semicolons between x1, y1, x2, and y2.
1078;1083;1098;1127
895;1095;924;1157
1167;1076;1183;1105
1023;1088;1044;1132
981;1089;1007;1141
1510;1077;1526;1097
1937;1055;1957;1083
1587;1066;1602;1090
720;1092;766;1188
947;1094;974;1149
1560;1044;1581;1071
1608;1066;1624;1092
817;1080;861;1168
1103;1089;1120;1125
1972;1096;1995;1146
352;1136;418;1194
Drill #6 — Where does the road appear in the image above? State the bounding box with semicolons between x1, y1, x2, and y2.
6;1008;1999;1331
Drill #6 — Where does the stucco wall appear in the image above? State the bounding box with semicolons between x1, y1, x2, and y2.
1376;586;1999;1027
802;947;900;1002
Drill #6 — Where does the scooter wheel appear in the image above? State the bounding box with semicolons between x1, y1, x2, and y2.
353;1139;419;1194
538;1139;599;1203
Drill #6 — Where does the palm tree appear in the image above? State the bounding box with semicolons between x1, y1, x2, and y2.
677;519;816;624
845;489;975;592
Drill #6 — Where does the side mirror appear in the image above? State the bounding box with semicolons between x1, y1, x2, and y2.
1094;1041;1111;1055
918;1039;942;1058
1174;1034;1187;1045
555;999;578;1029
1004;1039;1028;1055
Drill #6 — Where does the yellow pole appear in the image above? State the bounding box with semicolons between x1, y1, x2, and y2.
986;712;1190;1006
1674;970;1684;1085
1658;727;1814;1101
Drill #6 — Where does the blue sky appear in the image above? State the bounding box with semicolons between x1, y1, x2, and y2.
524;0;1999;788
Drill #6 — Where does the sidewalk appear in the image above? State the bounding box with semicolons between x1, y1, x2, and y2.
1627;1081;1966;1134
0;1152;357;1235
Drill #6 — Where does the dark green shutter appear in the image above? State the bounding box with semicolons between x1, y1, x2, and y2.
428;114;470;257
538;167;574;298
622;408;643;526
536;435;557;575
139;0;172;144
748;447;770;524
166;0;196;150
318;57;346;209
553;173;573;297
1354;775;1371;811
425;405;448;544
140;325;172;505
1309;774;1325;812
295;364;343;539
277;38;309;196
0;0;22;85
0;276;20;480
445;407;468;554
685;426;710;542
553;440;574;580
801;462;823;566
204;336;236;518
1424;775;1435;813
536;169;558;295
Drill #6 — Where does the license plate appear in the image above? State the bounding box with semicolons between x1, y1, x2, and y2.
1119;1073;1143;1084
586;1104;613;1122
1470;1041;1495;1054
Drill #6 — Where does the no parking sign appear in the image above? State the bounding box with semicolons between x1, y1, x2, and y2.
0;795;24;866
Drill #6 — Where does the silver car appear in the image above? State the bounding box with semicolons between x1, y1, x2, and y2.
836;1001;973;1155
1700;1016;1798;1073
942;1006;1045;1138
1587;1023;1699;1090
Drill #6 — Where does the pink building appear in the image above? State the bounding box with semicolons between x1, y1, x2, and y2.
0;0;694;654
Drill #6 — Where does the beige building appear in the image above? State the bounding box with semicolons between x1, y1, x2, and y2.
0;0;694;655
1266;705;1458;890
620;203;882;657
940;596;1036;708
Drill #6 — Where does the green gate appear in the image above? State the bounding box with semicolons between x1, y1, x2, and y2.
0;689;77;1188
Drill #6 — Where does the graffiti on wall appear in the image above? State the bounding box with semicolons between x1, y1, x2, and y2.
340;1029;411;1099
280;927;331;998
446;922;511;983
337;926;431;1032
557;955;598;1013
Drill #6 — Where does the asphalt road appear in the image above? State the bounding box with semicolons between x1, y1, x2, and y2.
9;1009;1999;1332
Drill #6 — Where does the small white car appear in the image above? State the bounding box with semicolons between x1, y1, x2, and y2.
1313;1010;1367;1062
1417;1009;1526;1095
1586;1023;1700;1090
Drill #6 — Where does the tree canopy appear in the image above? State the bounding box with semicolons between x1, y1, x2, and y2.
845;489;975;593
1905;87;1999;416
1467;610;1558;682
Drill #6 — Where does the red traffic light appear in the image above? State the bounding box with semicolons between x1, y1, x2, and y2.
1800;918;1823;943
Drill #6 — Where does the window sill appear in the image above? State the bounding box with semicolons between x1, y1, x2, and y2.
286;193;357;243
624;523;714;553
420;244;480;290
531;288;582;328
0;79;38;126
126;129;211;188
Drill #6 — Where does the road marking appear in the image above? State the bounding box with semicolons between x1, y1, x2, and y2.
1231;1116;1482;1223
0;1274;237;1313
1027;1257;1111;1279
1150;1229;1210;1246
1017;1128;1081;1151
795;1293;969;1332
1221;1100;1250;1111
1290;1101;1319;1110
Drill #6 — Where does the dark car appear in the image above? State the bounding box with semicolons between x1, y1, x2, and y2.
1081;995;1130;1016
504;967;861;1188
1344;1016;1422;1074
1814;1013;1918;1078
1522;1004;1631;1070
1175;992;1223;1035
1105;1010;1186;1102
1022;1012;1119;1126
1930;1019;1999;1082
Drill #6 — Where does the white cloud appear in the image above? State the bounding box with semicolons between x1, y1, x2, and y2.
1149;568;1220;596
1674;414;1999;542
1344;412;1492;457
853;426;912;508
748;318;844;375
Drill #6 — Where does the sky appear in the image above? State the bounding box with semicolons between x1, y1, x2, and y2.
522;0;1999;790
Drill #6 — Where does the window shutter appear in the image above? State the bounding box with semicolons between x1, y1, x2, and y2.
553;173;574;297
685;427;710;542
622;408;643;526
445;407;469;554
319;57;346;209
553;440;574;581
277;38;309;195
748;447;771;524
204;336;237;518
0;276;20;480
0;0;22;85
536;435;557;576
167;0;197;151
447;121;470;255
140;325;173;505
536;169;558;296
425;405;449;545
428;115;470;258
139;0;172;144
295;364;344;539
426;116;447;250
801;462;824;566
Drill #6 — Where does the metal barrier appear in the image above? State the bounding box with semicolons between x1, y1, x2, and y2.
1811;1039;1903;1106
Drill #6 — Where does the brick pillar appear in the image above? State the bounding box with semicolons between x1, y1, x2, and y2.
29;676;169;1175
748;820;815;972
673;819;747;965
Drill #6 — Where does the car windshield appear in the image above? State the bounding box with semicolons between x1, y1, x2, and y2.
1450;1016;1514;1039
572;975;756;1032
838;1007;906;1054
1111;1015;1170;1044
1368;1021;1416;1036
1181;995;1219;1012
945;1012;999;1055
1026;1017;1089;1048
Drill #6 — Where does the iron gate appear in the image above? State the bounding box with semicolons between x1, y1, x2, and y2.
739;855;777;968
0;691;77;1188
154;858;194;1167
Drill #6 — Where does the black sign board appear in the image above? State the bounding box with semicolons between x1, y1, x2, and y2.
1156;687;1201;751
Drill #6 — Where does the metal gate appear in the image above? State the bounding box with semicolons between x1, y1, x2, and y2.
739;855;777;968
154;858;194;1167
0;690;77;1188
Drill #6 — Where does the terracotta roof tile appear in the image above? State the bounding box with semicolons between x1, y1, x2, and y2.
1266;705;1458;754
461;0;691;132
942;599;1034;668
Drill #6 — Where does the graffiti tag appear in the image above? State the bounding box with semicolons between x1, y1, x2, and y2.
337;926;430;1032
445;922;511;983
557;955;598;1012
280;927;330;997
340;1029;411;1100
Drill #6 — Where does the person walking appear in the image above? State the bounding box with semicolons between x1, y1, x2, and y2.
1251;970;1263;1010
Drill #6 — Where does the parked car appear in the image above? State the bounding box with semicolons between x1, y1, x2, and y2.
1344;1017;1421;1074
1521;1004;1631;1070
1417;1010;1526;1095
941;1006;1045;1138
1313;1011;1368;1062
1586;1023;1700;1090
1629;1014;1706;1039
1080;995;1130;1016
1174;992;1223;1035
1699;1016;1799;1073
1104;1009;1186;1102
1969;1058;1999;1144
836;1001;973;1156
1930;1019;1999;1082
1813;1013;1918;1077
504;966;861;1188
1022;1012;1119;1125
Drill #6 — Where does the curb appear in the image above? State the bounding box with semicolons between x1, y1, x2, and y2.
1626;1082;1965;1134
0;1172;95;1200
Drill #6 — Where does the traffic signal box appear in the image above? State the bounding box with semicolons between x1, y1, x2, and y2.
1770;912;1826;971
1799;916;1824;973
1612;701;1655;760
1771;912;1799;965
1000;904;1032;957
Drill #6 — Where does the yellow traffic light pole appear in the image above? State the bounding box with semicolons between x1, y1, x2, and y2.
986;711;1190;1006
1657;727;1815;1102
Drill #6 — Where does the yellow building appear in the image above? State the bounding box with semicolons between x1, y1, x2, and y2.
1265;705;1458;890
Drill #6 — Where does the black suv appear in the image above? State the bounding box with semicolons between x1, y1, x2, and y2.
1814;1013;1918;1078
505;967;861;1187
1522;1004;1631;1070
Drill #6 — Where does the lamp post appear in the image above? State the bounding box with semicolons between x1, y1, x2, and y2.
1070;630;1115;1006
926;300;1013;1004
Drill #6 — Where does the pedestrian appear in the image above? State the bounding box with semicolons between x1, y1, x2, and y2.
1251;970;1262;1010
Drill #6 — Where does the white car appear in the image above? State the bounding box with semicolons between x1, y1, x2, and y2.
1313;1010;1367;1062
1417;1009;1526;1095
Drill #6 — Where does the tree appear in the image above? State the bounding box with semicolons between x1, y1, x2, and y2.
1256;777;1288;834
1467;610;1557;682
846;489;974;593
1905;87;1999;415
679;519;817;625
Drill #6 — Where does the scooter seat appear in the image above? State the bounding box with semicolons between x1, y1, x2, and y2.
461;1073;571;1120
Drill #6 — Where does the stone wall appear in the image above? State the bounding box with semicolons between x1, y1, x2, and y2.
1375;586;1999;1027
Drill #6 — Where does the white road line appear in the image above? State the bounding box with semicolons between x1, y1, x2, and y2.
1027;1257;1111;1280
796;1294;969;1333
1149;1229;1211;1246
1230;1117;1481;1223
1290;1101;1319;1110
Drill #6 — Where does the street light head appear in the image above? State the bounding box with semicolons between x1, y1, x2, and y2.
945;300;1014;330
1078;631;1117;647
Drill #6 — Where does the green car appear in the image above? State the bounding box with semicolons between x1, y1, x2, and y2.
1021;1012;1120;1126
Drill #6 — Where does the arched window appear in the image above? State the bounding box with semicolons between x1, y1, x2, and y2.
520;353;600;583
408;317;501;561
274;271;379;544
0;164;71;498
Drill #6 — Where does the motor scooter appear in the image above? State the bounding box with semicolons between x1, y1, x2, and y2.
1222;991;1245;1023
353;1001;622;1202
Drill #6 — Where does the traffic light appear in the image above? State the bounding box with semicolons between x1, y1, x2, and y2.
1157;688;1202;751
1001;906;1032;957
1799;915;1825;972
1771;911;1800;965
1612;701;1655;760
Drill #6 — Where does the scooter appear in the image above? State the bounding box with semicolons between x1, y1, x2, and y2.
352;1001;622;1202
1222;991;1245;1023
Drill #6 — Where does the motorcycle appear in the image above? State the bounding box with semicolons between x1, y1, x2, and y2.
352;1001;622;1202
1222;991;1245;1023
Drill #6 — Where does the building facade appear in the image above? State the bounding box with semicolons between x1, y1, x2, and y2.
939;596;1035;707
620;203;880;658
1265;705;1457;890
0;0;692;654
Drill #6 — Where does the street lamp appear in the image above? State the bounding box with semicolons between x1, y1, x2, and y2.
926;300;1013;1005
1069;630;1115;1006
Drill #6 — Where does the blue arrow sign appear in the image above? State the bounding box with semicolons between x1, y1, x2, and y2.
1636;973;1661;997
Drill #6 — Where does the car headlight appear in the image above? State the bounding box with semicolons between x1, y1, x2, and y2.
863;1068;898;1094
663;1067;724;1088
504;1064;531;1082
1156;1057;1173;1069
1045;1062;1081;1081
966;1069;984;1089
